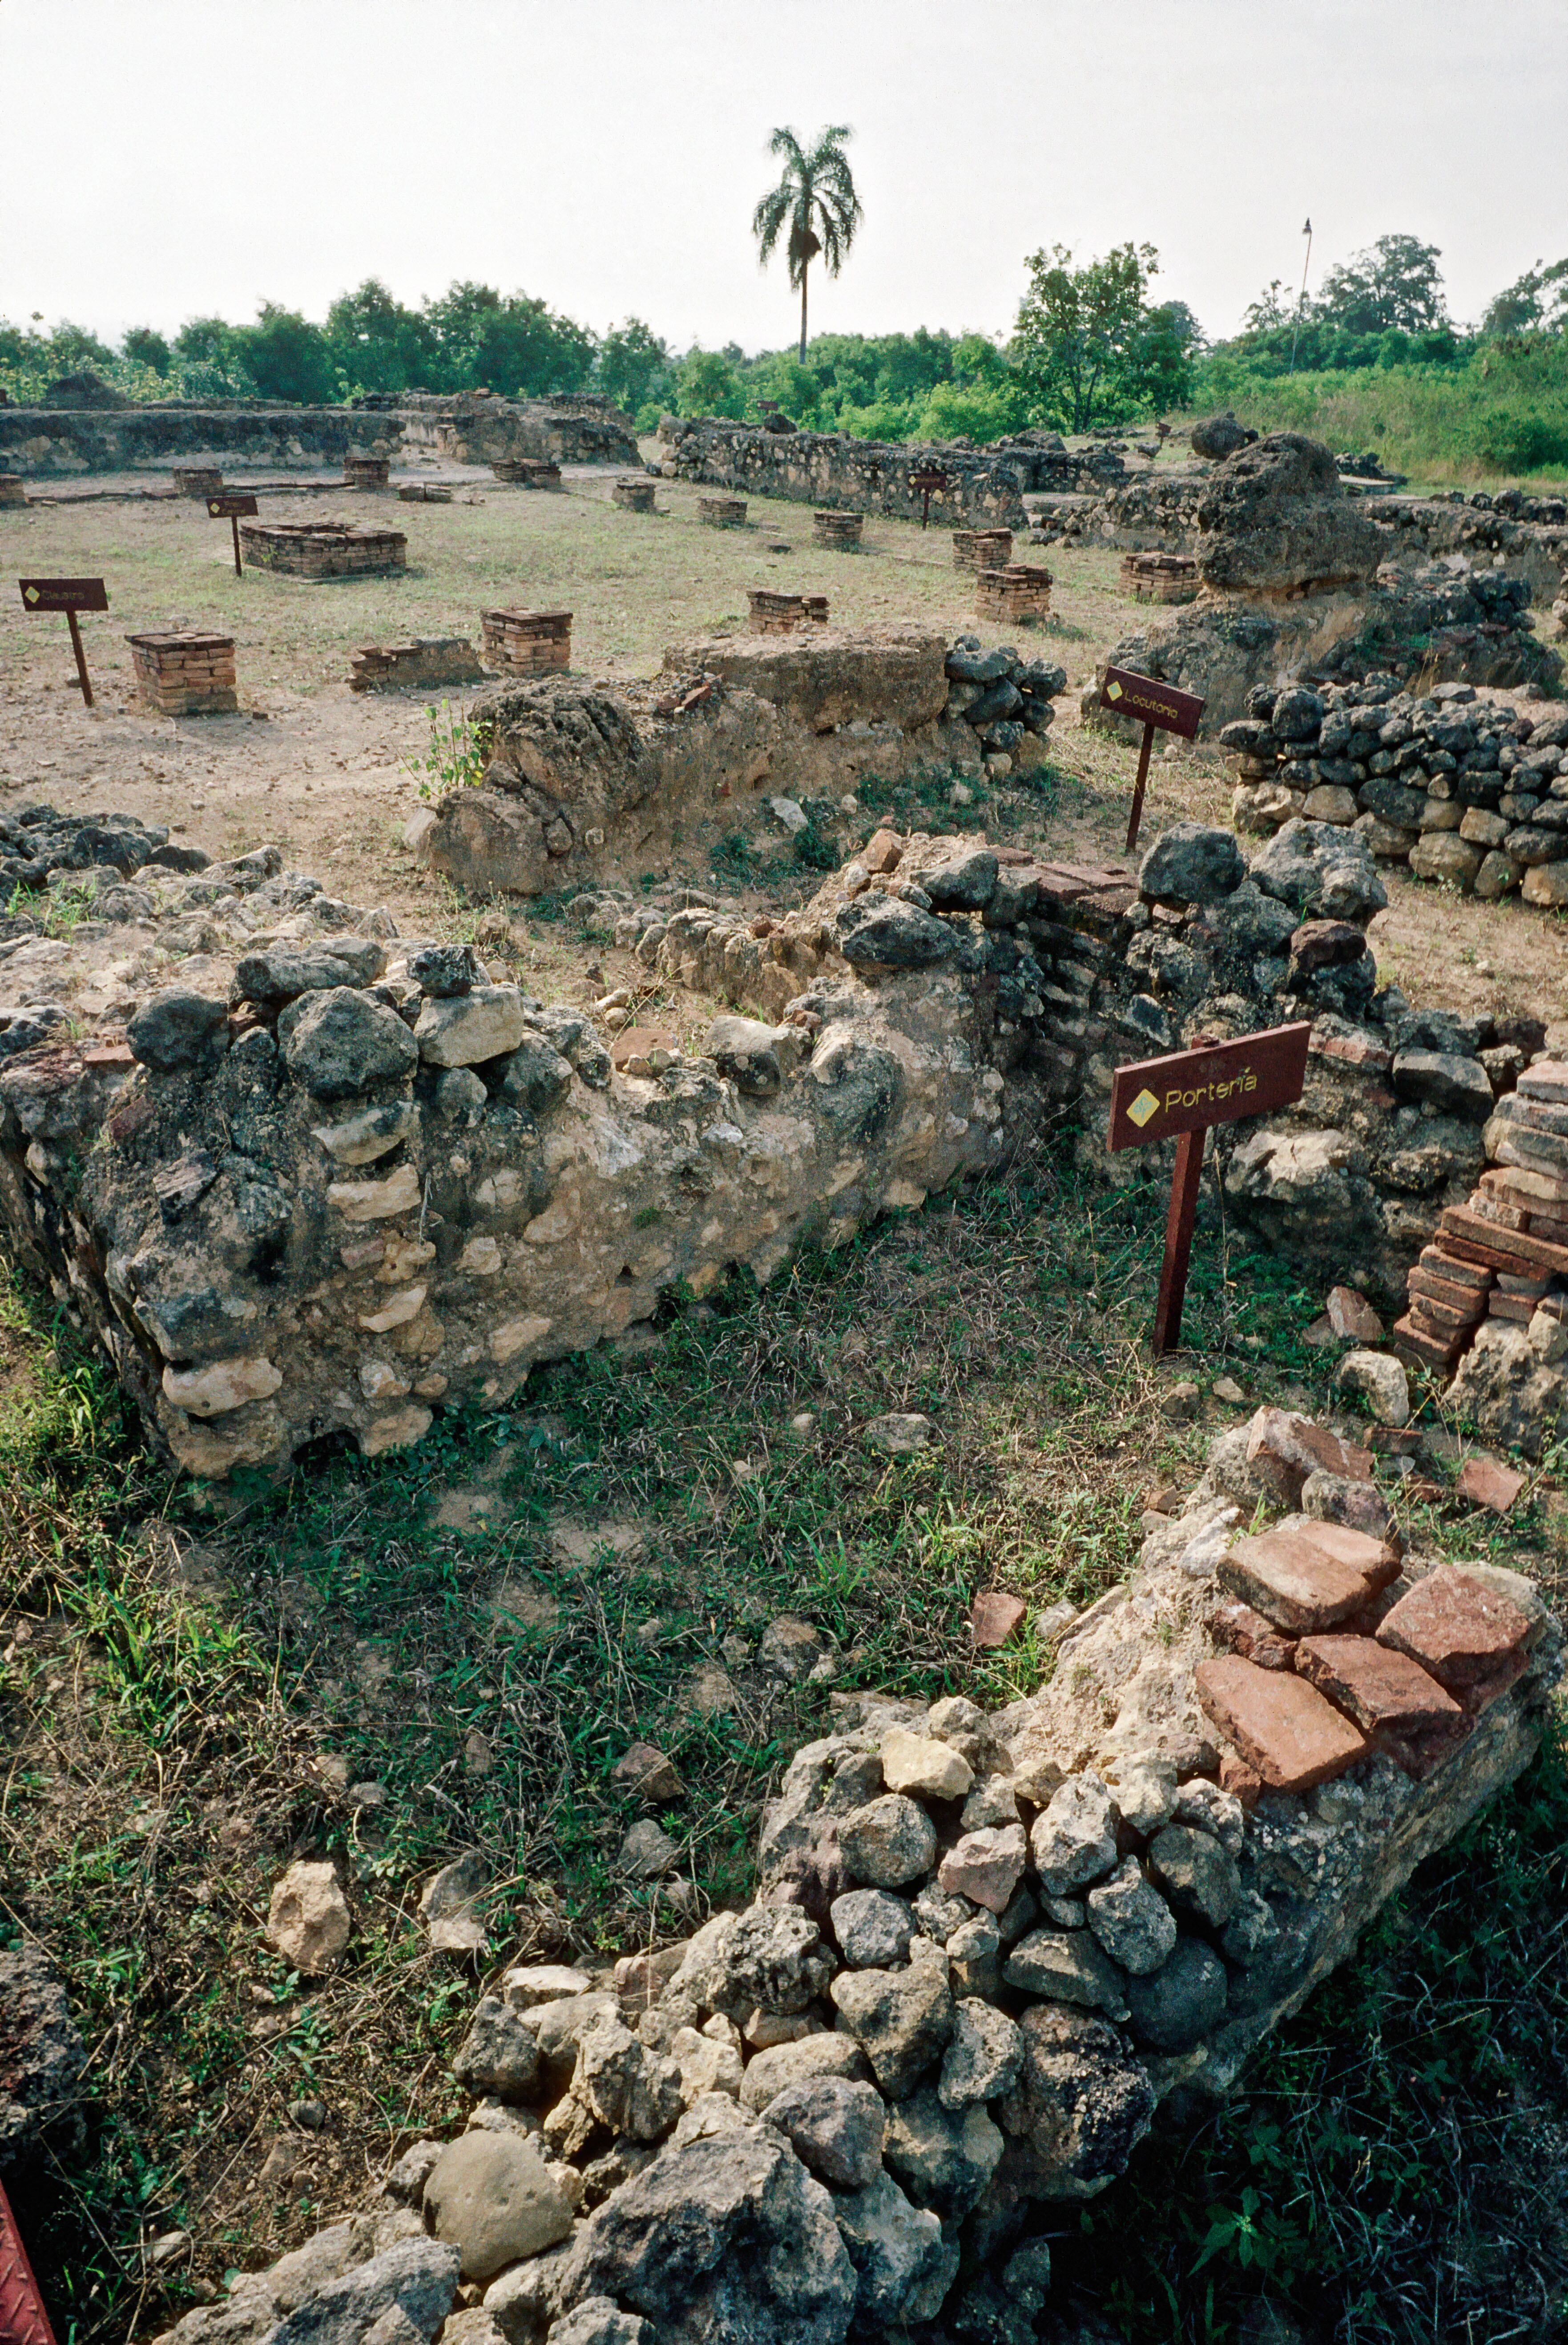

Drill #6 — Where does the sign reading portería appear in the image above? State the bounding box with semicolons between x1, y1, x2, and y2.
1109;1021;1310;1355
1109;1022;1310;1153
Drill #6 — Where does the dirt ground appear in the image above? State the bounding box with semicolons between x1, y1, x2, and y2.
4;455;1565;1025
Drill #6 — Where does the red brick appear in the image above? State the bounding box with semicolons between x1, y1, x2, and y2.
1218;1751;1263;1808
1196;1655;1370;1792
1245;1409;1373;1502
1294;1633;1462;1735
1326;1286;1384;1341
1206;1597;1297;1670
1443;1206;1568;1279
1376;1568;1533;1708
1391;1315;1466;1371
970;1591;1026;1649
1456;1456;1527;1514
1218;1520;1401;1633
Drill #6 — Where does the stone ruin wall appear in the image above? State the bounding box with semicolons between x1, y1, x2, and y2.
141;1406;1560;2345
655;414;1128;530
0;395;637;478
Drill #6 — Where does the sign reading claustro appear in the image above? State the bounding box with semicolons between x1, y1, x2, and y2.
19;577;109;614
1100;664;1205;741
1110;1023;1311;1152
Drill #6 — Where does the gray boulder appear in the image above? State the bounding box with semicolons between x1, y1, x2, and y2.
410;944;481;998
1146;1825;1242;1928
268;2239;461;2345
705;1905;835;2020
545;2302;655;2345
499;1034;575;1115
905;845;999;912
707;1016;790;1098
829;1953;955;2099
762;2076;887;2189
1028;1774;1118;1895
937;2000;1024;2109
1189;410;1251;460
829;1889;914;1969
423;2132;574;2283
127;989;230;1075
994;2005;1156;2200
1250;819;1387;923
452;1997;542;2100
280;987;419;1100
1084;1860;1178;1977
1138;823;1246;907
1391;1049;1494;1122
1000;1928;1129;2020
0;1945;87;2169
832;2171;952;2328
880;2086;1002;2218
1124;1937;1229;2053
836;1796;937;1889
835;900;956;972
236;940;387;1005
557;2127;858;2345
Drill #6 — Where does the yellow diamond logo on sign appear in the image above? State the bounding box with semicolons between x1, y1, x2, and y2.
1105;678;1122;700
1127;1088;1161;1129
24;587;39;603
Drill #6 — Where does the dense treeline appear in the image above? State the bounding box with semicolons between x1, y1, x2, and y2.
4;232;1566;479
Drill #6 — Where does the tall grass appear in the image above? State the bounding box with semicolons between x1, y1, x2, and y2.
1190;338;1568;486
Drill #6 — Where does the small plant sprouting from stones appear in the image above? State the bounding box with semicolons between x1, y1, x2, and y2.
402;702;492;802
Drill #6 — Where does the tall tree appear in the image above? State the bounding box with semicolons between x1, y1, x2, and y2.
1012;243;1168;432
752;125;862;363
1316;234;1447;335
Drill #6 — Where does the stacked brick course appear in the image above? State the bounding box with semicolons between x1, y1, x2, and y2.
611;476;656;512
349;638;485;693
237;521;407;579
171;466;223;498
952;528;1013;572
975;563;1052;622
491;458;562;489
480;607;572;675
697;495;747;528
125;630;238;715
812;509;864;550
746;589;829;635
398;483;452;504
343;456;391;491
1120;550;1199;603
0;474;27;509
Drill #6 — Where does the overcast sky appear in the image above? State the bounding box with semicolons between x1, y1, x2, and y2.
3;0;1565;353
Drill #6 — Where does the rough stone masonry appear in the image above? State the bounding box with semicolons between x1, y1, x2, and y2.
149;1409;1559;2345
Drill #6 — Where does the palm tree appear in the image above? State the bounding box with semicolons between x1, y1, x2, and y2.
751;125;862;364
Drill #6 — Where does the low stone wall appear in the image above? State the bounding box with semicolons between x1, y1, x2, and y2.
0;392;637;478
655;416;1125;530
1227;679;1568;906
414;626;1038;901
149;1409;1560;2345
238;520;407;579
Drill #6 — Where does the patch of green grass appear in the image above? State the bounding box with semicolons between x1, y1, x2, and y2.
2;1131;1564;2342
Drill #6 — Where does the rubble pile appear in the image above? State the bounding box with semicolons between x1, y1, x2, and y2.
152;1413;1559;2345
1226;679;1568;907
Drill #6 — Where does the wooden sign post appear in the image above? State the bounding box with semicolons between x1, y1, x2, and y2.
1099;664;1205;854
909;468;949;529
18;577;109;706
208;491;259;576
1109;1021;1310;1355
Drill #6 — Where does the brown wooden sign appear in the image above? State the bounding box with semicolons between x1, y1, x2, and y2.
20;577;109;614
1109;1022;1310;1355
1100;664;1206;853
909;467;949;528
1100;666;1205;739
19;576;108;704
208;492;259;575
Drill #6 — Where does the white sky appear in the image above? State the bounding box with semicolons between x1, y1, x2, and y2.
2;0;1565;354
